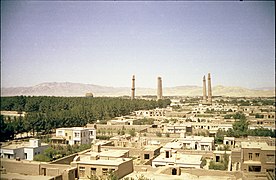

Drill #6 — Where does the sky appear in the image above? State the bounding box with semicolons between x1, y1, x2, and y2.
1;1;275;89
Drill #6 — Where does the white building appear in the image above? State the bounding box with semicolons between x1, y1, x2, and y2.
164;124;188;134
152;149;202;169
163;122;232;134
52;127;96;145
135;108;170;118
178;136;215;151
0;139;49;160
223;137;235;147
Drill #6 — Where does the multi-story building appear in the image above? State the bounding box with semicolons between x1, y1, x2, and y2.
0;139;49;160
240;142;275;173
71;144;133;179
229;141;275;174
51;127;96;145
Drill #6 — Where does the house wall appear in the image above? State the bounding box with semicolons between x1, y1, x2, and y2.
50;153;79;165
261;150;275;173
241;147;275;173
2;159;41;175
76;163;118;179
24;148;35;160
101;146;140;157
2;158;76;180
65;129;73;144
117;159;133;178
1;147;25;160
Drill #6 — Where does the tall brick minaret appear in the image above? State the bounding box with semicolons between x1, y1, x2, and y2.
157;77;163;100
203;75;207;104
131;75;135;100
207;73;212;104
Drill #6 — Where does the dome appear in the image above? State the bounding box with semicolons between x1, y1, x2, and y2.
85;92;94;97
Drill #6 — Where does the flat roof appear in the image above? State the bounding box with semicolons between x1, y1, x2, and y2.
77;156;132;166
143;145;161;151
95;141;112;146
1;173;54;180
87;149;129;157
1;142;48;150
163;142;183;149
213;151;231;155
179;136;214;142
57;127;95;130
241;142;274;150
243;161;262;165
153;153;202;165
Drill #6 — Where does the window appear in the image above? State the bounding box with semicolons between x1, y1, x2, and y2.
65;133;67;136
266;169;274;173
249;153;252;160
144;154;150;159
74;132;80;137
249;166;261;172
91;168;96;175
102;168;108;175
255;153;260;158
266;155;274;163
79;167;85;177
166;151;170;158
58;131;63;136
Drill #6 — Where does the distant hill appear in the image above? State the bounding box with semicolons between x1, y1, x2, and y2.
1;82;275;97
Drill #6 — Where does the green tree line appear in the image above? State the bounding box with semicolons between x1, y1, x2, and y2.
1;96;171;141
216;113;275;141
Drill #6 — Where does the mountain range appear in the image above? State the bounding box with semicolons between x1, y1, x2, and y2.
1;82;275;97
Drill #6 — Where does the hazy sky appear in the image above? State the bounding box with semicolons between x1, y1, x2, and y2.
1;1;275;88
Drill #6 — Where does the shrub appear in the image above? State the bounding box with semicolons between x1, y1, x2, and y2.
156;132;162;137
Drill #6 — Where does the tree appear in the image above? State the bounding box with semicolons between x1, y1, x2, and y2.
156;132;162;137
128;128;136;137
232;114;249;137
33;154;51;162
215;129;226;144
0;115;15;141
1;96;173;140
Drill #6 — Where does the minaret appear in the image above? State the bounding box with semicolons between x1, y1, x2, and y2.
157;77;163;100
207;73;212;104
203;75;207;104
131;75;135;100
